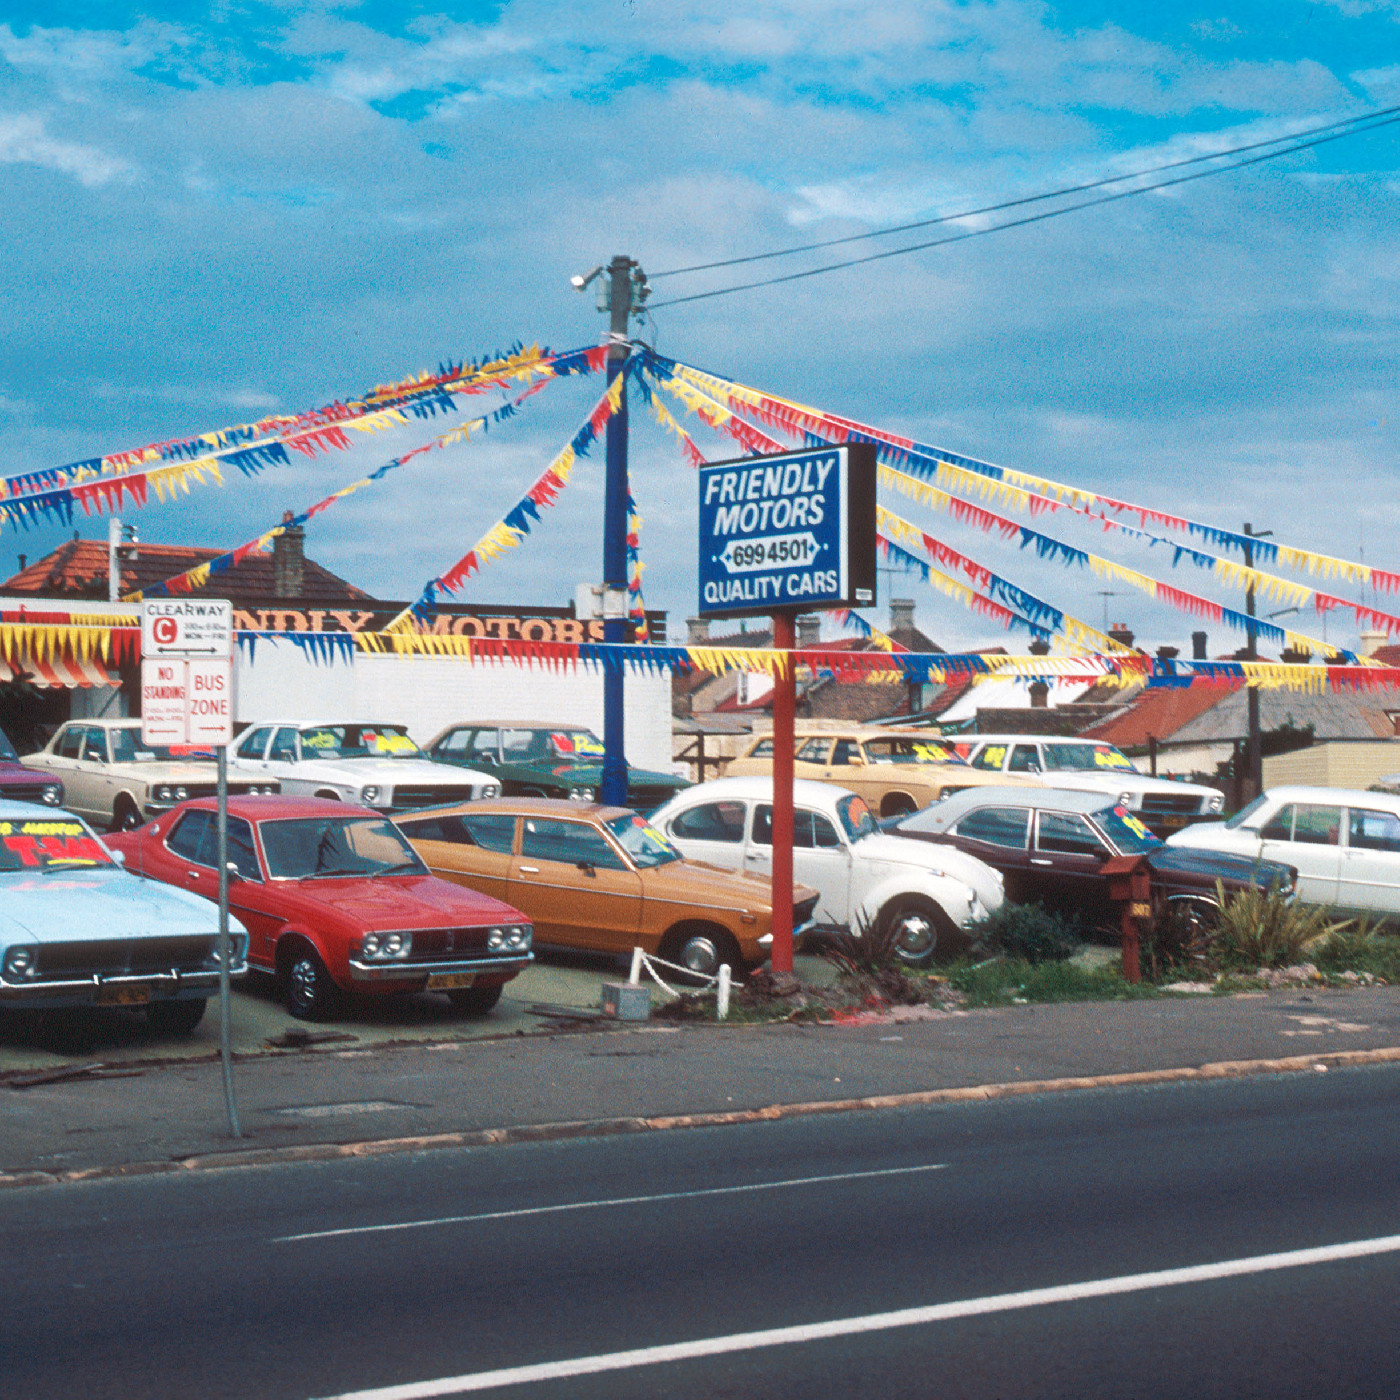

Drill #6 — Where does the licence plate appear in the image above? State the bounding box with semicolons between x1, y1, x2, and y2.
427;973;475;991
95;984;152;1006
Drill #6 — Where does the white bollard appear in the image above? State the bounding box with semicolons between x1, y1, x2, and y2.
629;946;644;986
717;962;731;1020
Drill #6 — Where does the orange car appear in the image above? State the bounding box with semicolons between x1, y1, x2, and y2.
725;726;1039;818
394;798;818;977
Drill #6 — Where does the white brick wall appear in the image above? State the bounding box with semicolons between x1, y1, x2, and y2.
233;643;676;771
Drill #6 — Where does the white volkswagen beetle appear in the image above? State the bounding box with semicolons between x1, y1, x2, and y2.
650;776;1004;965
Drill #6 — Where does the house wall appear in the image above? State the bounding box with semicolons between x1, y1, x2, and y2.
1262;741;1400;790
233;644;677;772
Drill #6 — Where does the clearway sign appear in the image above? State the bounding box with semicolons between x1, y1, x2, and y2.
697;442;877;619
141;600;234;746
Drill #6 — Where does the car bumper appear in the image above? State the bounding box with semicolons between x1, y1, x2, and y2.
0;965;244;1010
347;953;533;983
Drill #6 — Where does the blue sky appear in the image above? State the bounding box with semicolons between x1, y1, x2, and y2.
1;0;1397;655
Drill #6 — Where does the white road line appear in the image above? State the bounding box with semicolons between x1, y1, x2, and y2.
312;1231;1400;1400
274;1162;949;1244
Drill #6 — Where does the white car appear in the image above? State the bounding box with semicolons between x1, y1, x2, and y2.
1168;784;1400;916
230;721;499;812
649;776;1004;965
25;719;279;831
959;735;1224;834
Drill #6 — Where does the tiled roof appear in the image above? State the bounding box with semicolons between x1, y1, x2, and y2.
1080;684;1234;748
1164;687;1400;745
1;538;371;606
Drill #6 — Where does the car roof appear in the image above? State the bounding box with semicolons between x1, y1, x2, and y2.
242;720;409;729
432;721;595;730
179;795;380;820
660;776;848;805
749;724;949;740
1260;785;1400;807
392;796;634;821
907;785;1128;830
964;735;1118;747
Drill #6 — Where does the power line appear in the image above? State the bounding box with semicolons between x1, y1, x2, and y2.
647;111;1400;311
650;104;1400;280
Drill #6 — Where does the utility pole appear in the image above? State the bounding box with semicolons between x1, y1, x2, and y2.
578;254;648;807
1242;522;1272;802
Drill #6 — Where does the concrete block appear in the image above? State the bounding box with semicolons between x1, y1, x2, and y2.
600;981;651;1021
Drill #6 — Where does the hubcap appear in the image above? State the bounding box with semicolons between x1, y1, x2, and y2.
680;936;720;977
290;957;318;1008
893;912;936;961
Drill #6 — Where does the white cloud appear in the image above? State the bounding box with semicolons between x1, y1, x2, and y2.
0;112;133;185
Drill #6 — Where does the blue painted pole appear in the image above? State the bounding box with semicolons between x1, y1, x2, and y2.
600;254;632;808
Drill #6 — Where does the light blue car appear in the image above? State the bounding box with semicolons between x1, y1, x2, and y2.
0;798;247;1033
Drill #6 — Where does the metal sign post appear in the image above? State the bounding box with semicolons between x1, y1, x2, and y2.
140;599;239;1137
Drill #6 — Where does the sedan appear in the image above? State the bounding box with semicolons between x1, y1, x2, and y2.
649;777;1004;965
0;725;63;807
0;799;247;1033
108;796;533;1020
394;798;819;977
1168;785;1400;916
888;786;1295;933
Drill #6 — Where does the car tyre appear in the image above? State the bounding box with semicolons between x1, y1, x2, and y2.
282;942;341;1021
881;896;957;968
146;998;208;1035
109;796;142;833
659;923;741;983
446;984;504;1016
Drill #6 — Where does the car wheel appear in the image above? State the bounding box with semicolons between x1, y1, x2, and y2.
109;797;142;833
659;924;741;983
880;794;918;819
282;942;341;1021
313;789;342;801
881;896;957;968
145;998;208;1035
446;984;504;1016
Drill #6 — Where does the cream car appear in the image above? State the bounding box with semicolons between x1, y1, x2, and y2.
724;726;1038;818
25;720;278;832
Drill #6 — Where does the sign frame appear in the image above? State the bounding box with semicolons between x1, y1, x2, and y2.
696;441;877;619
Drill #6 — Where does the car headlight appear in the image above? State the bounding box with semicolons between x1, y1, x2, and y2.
1207;792;1224;812
361;785;381;804
3;945;37;979
487;927;506;950
1119;791;1134;806
360;931;410;960
41;784;61;806
482;783;500;798
155;785;172;802
568;787;595;803
175;787;188;801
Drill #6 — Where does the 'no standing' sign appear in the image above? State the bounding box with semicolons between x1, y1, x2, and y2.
140;600;234;747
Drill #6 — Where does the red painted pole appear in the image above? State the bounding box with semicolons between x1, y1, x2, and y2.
769;612;796;977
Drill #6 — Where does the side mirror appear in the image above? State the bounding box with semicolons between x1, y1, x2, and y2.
577;859;596;876
225;861;243;883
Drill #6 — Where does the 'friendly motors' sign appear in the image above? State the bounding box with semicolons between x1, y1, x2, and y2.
697;442;876;618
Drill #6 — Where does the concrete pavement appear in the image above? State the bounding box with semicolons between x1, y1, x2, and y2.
5;983;1400;1185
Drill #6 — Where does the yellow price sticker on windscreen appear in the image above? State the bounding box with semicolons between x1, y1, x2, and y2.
371;733;417;755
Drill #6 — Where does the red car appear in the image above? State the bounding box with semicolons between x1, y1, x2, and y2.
107;795;533;1021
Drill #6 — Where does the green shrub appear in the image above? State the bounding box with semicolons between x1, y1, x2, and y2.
1313;918;1400;979
1209;881;1343;969
947;957;1158;1006
967;902;1082;965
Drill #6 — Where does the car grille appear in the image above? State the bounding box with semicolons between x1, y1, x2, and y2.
627;784;680;813
403;927;502;960
390;785;480;809
1138;793;1207;817
155;782;273;801
34;935;218;978
0;781;52;803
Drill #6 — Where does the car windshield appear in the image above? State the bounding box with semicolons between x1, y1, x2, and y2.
259;815;426;878
0;730;17;761
862;738;967;766
1224;794;1270;829
838;793;878;842
0;815;114;872
1095;805;1164;854
299;725;424;761
108;730;191;763
1041;742;1139;774
606;813;681;868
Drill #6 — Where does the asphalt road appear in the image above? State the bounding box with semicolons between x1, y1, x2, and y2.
4;1066;1399;1400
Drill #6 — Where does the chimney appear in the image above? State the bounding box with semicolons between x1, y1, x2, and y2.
889;598;915;637
797;615;821;649
1028;636;1051;656
1156;646;1179;661
1028;681;1050;708
272;511;305;599
1192;631;1208;660
1108;622;1135;649
1360;628;1387;658
1280;645;1313;665
16;554;24;572
686;617;710;645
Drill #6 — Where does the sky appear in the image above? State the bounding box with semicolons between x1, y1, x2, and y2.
0;0;1397;659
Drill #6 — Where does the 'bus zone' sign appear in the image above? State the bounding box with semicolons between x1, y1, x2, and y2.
697;442;876;619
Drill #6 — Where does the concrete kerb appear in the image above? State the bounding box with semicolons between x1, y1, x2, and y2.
5;1043;1399;1193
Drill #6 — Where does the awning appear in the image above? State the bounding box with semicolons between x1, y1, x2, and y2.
0;653;120;688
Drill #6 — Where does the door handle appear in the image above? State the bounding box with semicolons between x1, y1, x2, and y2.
1030;858;1053;867
517;865;539;874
